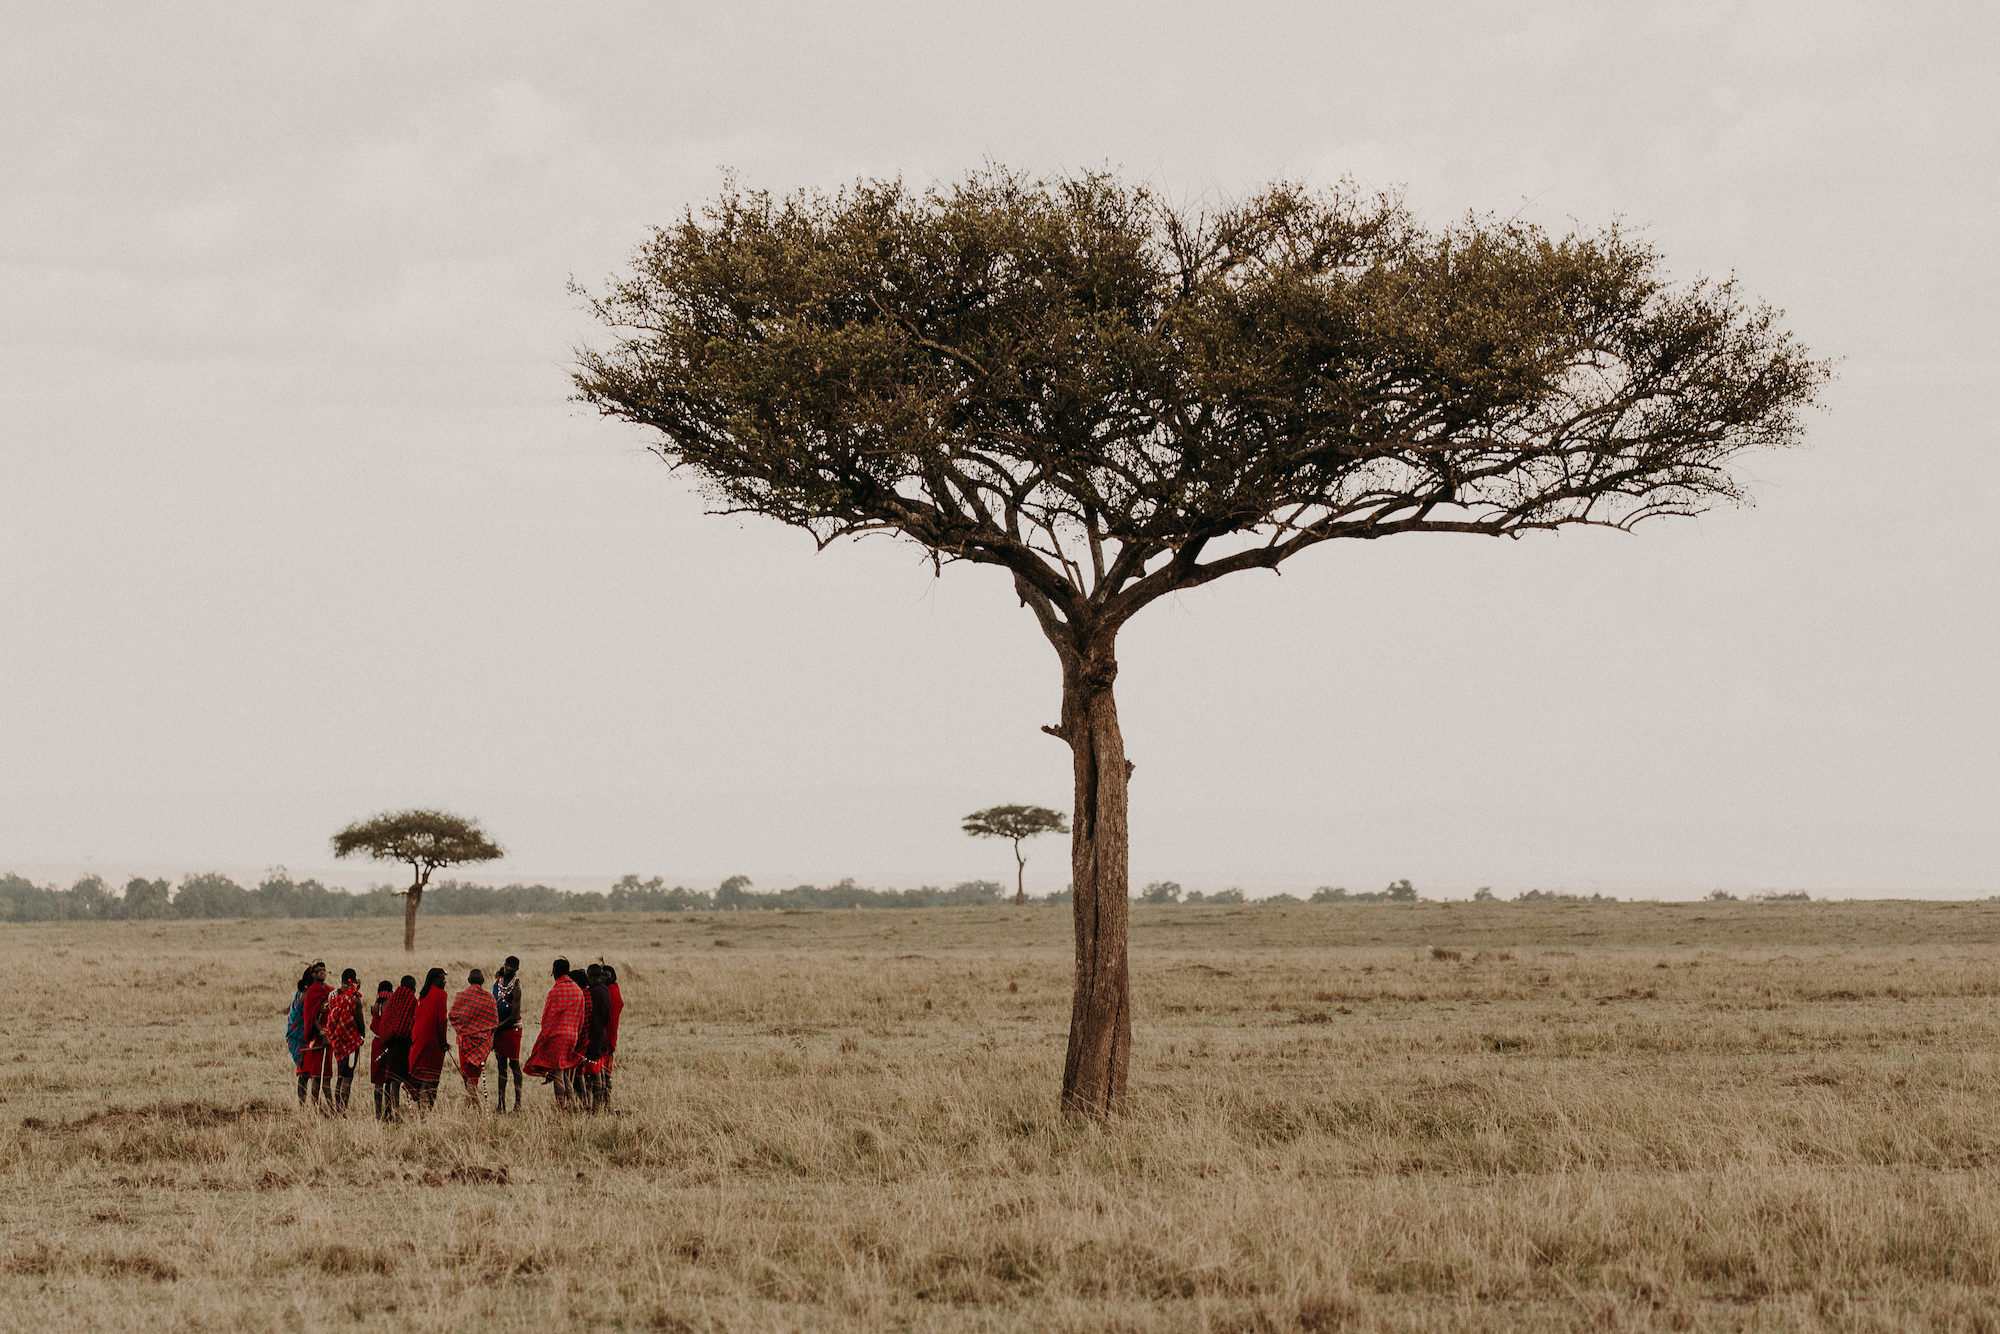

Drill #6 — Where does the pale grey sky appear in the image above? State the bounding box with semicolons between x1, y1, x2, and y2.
3;1;1995;897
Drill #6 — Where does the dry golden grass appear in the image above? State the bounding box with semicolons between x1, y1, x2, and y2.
6;900;2000;1331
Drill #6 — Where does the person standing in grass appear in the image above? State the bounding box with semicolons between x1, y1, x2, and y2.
599;962;624;1110
286;973;308;1077
408;967;451;1112
368;980;394;1119
323;968;366;1115
525;956;587;1110
490;956;524;1113
448;968;499;1109
297;961;332;1109
376;975;418;1120
566;967;596;1109
582;963;613;1113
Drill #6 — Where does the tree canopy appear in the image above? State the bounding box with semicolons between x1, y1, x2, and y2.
962;803;1070;905
576;169;1824;649
575;167;1827;1117
332;808;502;951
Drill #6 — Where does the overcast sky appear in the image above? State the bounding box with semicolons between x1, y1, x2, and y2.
3;1;1995;898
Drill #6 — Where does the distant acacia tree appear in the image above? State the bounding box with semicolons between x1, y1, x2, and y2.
714;874;754;911
1139;880;1182;904
962;804;1071;906
575;168;1826;1117
331;809;503;951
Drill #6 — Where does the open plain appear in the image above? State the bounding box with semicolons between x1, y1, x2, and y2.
5;900;2000;1332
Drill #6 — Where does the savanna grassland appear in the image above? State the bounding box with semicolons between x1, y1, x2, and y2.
5;900;2000;1332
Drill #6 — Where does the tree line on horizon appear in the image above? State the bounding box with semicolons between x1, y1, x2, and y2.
0;869;1815;923
0;870;1022;923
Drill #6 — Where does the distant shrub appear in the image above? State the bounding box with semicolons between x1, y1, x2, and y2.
1209;888;1246;904
1310;880;1419;903
1754;891;1811;902
1472;886;1496;902
1260;892;1302;905
1515;889;1620;903
1139;881;1182;904
1706;890;1739;902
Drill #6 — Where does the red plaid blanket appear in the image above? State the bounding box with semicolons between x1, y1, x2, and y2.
524;976;587;1076
376;985;416;1040
448;985;499;1067
324;984;365;1060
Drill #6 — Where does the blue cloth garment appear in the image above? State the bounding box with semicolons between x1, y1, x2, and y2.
286;991;305;1067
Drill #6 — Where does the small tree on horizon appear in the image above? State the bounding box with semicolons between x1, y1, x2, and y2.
963;804;1071;906
575;168;1826;1118
331;808;503;951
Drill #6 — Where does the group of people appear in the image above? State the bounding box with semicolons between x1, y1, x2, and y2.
286;955;622;1117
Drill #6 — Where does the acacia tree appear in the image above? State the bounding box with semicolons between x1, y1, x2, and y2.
963;803;1070;906
574;169;1826;1118
331;808;503;952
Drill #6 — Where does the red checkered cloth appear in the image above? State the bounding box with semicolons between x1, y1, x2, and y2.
324;984;365;1061
524;976;587;1077
448;985;499;1068
376;985;416;1040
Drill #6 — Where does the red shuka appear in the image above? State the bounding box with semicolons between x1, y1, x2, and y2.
325;983;365;1062
368;996;391;1085
296;980;331;1078
378;985;416;1039
604;982;624;1073
448;984;499;1071
571;988;594;1065
408;985;450;1082
524;975;587;1077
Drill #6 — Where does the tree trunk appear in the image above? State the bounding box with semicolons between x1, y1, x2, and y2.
1058;638;1131;1119
1014;843;1026;907
403;880;422;953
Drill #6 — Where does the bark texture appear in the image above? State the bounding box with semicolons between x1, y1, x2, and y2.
1059;642;1132;1118
403;882;422;953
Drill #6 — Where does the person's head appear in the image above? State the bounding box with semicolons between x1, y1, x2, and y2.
309;961;326;984
568;968;588;988
551;956;570;980
421;967;446;996
586;963;602;984
468;968;485;987
340;967;357;986
502;955;519;978
602;964;617;985
399;975;416;992
296;972;309;992
376;980;393;998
